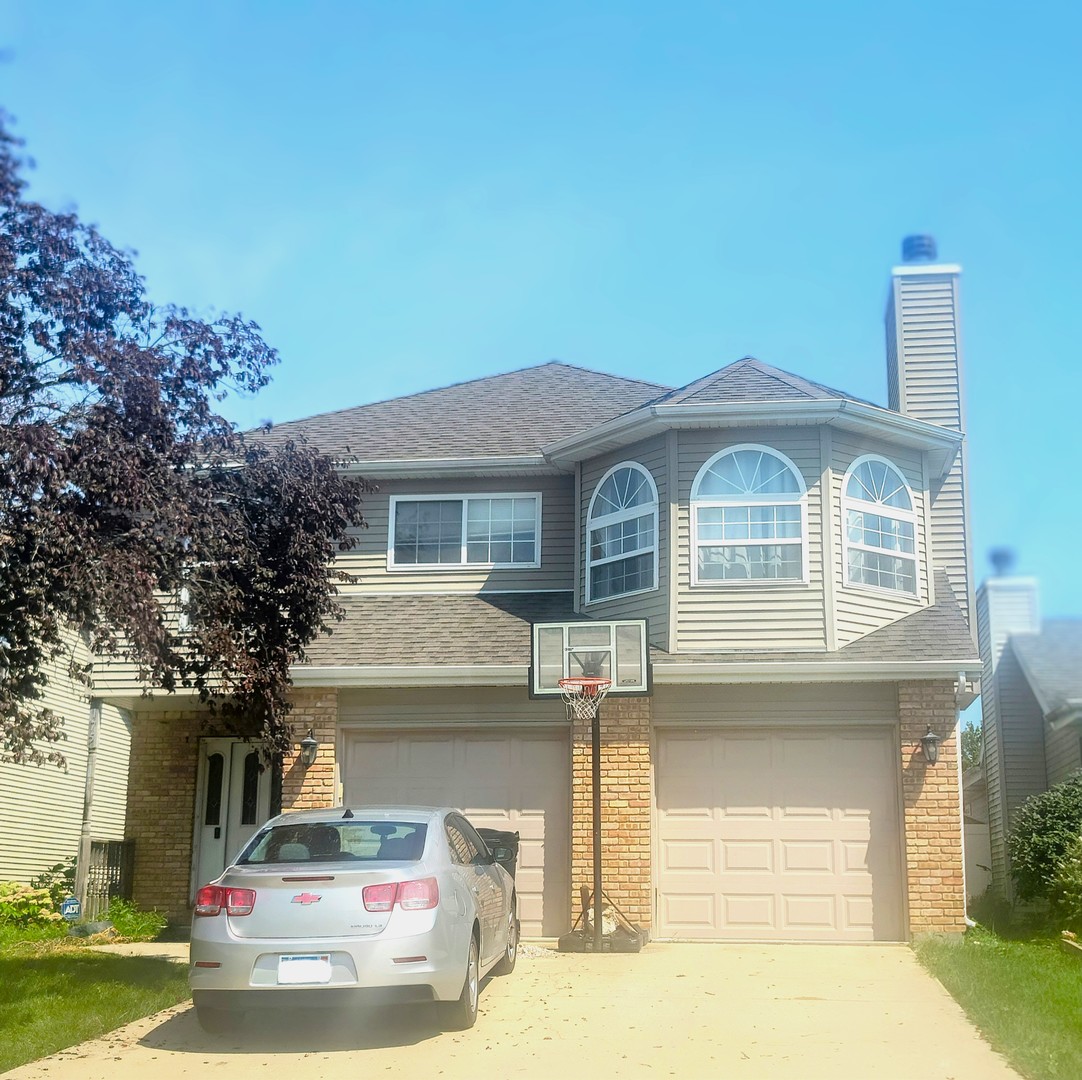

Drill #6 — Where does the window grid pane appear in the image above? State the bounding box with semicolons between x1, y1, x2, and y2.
591;552;654;601
697;543;803;581
398;497;537;566
590;514;654;562
847;549;917;593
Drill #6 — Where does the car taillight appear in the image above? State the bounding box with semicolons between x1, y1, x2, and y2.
363;877;439;912
194;885;256;917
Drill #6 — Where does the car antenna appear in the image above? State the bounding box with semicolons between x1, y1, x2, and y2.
342;808;354;819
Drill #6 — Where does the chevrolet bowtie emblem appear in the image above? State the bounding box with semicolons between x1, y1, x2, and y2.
291;892;322;905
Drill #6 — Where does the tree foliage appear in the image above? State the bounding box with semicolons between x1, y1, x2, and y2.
0;111;366;764
961;717;983;772
1008;772;1082;902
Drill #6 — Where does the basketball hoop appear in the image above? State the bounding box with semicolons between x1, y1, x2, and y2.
558;676;612;721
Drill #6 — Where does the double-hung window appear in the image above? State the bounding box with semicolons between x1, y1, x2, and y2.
586;463;658;603
691;445;807;584
843;456;918;594
389;493;541;569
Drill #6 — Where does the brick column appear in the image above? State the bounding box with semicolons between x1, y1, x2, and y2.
570;694;653;932
125;708;203;923
280;687;339;810
898;680;966;935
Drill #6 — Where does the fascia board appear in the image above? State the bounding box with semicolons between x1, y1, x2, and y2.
542;400;962;470
652;658;981;683
336;455;559;478
290;664;527;687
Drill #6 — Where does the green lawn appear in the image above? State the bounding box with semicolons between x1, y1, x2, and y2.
0;939;190;1073
914;928;1082;1080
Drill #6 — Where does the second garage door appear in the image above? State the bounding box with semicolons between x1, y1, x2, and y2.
656;727;904;941
341;728;569;938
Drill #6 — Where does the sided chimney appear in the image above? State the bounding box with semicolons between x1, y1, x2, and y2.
885;236;974;625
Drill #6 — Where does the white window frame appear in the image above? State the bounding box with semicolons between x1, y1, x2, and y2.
841;454;919;597
387;492;542;571
585;462;660;605
690;443;809;587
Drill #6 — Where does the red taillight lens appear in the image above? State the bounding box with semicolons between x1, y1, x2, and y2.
362;882;397;912
195;885;222;916
363;877;439;913
398;877;439;910
194;885;256;917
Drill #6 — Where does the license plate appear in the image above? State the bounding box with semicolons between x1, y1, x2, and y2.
277;954;332;985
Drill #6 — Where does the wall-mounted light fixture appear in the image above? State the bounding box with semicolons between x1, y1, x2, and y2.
920;728;941;765
299;728;319;767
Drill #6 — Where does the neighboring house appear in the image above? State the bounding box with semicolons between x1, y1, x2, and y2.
94;236;980;942
972;573;1082;900
0;635;131;894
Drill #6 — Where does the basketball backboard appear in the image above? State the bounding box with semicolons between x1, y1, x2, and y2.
530;619;650;696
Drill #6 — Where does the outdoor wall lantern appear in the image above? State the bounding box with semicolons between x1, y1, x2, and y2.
299;728;319;767
920;727;941;765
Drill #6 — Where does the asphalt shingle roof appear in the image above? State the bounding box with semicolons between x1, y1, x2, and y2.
303;573;977;670
641;357;875;409
1010;619;1082;715
249;362;669;461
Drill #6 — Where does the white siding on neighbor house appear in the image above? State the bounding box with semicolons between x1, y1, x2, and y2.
831;433;930;647
338;474;575;594
886;272;972;623
1045;723;1082;788
578;434;670;650
0;640;131;883
673;427;826;652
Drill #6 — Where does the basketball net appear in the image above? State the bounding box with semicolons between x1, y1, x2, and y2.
558;676;612;721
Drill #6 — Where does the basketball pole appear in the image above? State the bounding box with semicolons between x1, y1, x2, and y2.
591;700;603;952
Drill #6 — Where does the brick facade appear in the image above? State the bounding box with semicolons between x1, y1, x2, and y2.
124;708;204;923
897;679;966;935
570;694;653;931
281;687;340;810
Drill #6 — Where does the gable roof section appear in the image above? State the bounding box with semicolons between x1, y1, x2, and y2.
1010;619;1082;718
644;357;873;408
250;362;669;462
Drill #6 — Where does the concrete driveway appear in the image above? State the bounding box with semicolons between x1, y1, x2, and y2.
2;942;1019;1080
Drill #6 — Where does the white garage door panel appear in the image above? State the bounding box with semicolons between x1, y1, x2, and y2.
342;730;569;938
657;728;903;942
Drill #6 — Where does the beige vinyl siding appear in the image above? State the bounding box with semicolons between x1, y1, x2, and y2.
674;427;826;652
578;435;669;650
0;639;131;882
339;685;566;727
338;474;574;594
989;647;1048;897
886;272;972;623
1046;723;1082;787
652;682;897;726
832;434;930;647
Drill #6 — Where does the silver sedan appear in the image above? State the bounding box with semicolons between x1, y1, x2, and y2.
189;805;518;1032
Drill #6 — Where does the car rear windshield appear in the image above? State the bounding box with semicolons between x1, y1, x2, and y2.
237;821;429;864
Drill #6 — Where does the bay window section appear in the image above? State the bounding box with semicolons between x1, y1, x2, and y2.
843;457;917;594
587;464;658;603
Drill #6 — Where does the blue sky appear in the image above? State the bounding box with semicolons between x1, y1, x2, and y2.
2;1;1080;618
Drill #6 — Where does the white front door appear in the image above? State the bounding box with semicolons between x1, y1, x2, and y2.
193;739;272;891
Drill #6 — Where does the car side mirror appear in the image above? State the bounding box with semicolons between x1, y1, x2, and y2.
491;845;513;862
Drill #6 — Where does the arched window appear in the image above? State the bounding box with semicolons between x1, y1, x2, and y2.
691;445;806;584
843;456;918;594
586;463;658;603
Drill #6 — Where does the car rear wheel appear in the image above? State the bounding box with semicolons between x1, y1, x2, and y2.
440;931;479;1030
492;904;518;975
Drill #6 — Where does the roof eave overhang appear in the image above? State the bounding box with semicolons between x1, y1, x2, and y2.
336;454;562;479
542;400;963;477
1046;700;1082;731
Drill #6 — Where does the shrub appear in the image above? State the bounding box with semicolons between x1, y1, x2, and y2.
1050;833;1082;934
30;858;76;910
102;898;167;942
0;882;64;927
1008;772;1082;902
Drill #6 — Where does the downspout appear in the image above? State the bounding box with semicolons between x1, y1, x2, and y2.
74;698;101;914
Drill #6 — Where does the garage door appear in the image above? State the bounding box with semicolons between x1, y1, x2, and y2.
656;728;903;941
341;729;569;938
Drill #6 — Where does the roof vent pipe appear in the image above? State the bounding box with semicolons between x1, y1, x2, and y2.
901;234;938;263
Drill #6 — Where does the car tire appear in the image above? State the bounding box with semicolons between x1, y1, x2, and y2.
492;904;518;976
194;1004;243;1034
440;931;479;1030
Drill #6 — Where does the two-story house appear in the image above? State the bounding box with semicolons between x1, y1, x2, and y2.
97;237;980;941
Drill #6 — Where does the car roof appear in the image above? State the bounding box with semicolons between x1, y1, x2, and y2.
262;805;454;827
